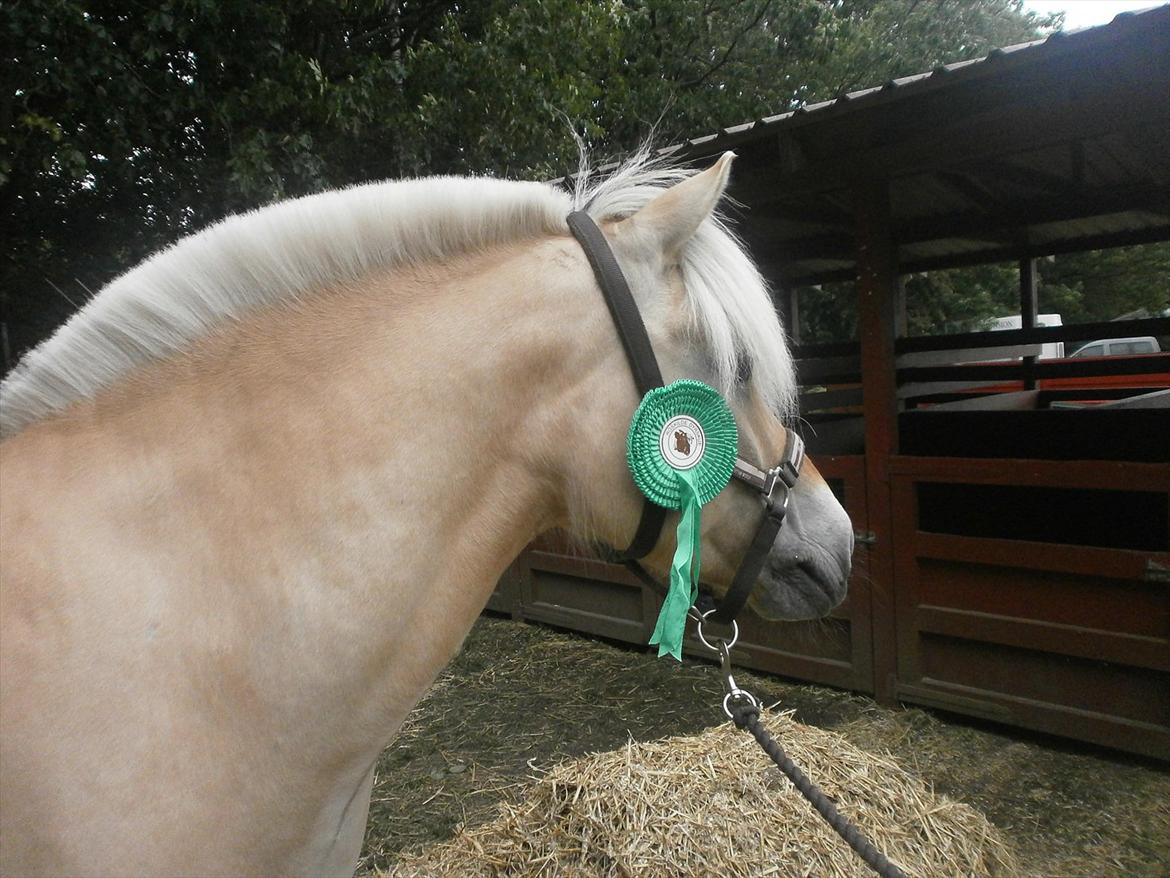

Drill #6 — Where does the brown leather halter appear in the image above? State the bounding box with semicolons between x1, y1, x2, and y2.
566;211;805;626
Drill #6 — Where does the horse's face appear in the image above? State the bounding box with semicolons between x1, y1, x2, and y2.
593;155;852;621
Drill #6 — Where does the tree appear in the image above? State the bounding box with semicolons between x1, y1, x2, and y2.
1040;244;1170;326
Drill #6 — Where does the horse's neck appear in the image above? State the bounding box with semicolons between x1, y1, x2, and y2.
10;237;622;762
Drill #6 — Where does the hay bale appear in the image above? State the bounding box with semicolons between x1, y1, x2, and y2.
382;710;1018;878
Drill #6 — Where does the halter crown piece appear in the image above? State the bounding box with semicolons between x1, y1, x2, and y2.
627;380;737;659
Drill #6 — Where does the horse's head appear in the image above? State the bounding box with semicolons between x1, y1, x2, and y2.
564;153;852;621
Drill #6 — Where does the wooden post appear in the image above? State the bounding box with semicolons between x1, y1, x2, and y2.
854;176;901;704
1020;257;1038;390
786;284;802;346
894;276;908;338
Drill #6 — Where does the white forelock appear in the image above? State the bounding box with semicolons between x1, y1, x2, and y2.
1;153;794;437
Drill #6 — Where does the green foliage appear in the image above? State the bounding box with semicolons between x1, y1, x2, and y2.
793;281;859;345
0;0;1079;367
904;263;1020;337
1040;243;1170;324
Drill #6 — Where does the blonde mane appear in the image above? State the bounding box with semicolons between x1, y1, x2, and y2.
0;154;794;437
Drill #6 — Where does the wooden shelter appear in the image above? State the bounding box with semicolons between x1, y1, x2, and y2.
494;7;1170;759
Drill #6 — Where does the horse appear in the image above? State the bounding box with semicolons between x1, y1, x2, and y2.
0;150;853;877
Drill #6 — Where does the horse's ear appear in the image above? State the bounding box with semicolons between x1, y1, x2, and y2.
622;152;735;257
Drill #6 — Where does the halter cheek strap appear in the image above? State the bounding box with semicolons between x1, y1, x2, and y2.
709;429;805;625
566;211;666;562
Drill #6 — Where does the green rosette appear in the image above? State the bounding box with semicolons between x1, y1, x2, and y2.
626;380;738;660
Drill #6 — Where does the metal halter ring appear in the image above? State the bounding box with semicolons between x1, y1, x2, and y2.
722;688;760;720
696;607;739;652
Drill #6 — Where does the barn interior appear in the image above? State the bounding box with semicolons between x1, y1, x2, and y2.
496;6;1170;760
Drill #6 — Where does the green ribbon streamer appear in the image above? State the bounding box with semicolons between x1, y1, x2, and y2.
626;380;737;661
649;468;703;660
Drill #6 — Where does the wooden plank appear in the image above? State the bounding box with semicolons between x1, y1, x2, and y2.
521;599;647;645
904;387;1143;408
914;606;1170;671
914;531;1167;581
915;557;1168;638
896;681;1170;761
527;550;642;585
812;454;867;473
1098;389;1170;409
896;318;1170;355
796;355;861;385
915;636;1169;727
897;344;1051;368
912;478;1167;551
887;455;1170;491
799;387;863;412
793;340;860;360
899;410;1170;463
891;470;928;689
521;564;651;644
823;453;875;692
897;352;1170;384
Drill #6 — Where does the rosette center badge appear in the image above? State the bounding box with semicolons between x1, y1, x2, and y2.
659;415;705;470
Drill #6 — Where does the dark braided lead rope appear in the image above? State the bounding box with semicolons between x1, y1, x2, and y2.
729;702;907;878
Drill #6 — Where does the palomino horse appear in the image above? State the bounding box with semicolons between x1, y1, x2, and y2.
0;152;853;876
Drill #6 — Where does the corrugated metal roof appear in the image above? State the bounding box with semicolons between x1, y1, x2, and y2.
660;5;1170;164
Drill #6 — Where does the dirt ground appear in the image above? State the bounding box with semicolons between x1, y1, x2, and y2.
358;615;1170;877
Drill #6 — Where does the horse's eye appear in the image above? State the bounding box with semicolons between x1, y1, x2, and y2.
736;355;753;386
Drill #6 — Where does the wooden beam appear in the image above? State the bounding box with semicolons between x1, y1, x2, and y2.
793;339;860;359
1119;124;1170;189
937;171;1005;213
895;316;1170;354
978;157;1081;196
897;352;1170;384
1020;257;1038;390
787;284;801;346
853;176;901;704
742;197;853;228
894;183;1170;246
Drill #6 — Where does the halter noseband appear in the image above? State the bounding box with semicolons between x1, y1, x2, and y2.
566;210;805;627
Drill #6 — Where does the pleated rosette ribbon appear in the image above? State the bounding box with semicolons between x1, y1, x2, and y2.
626;380;738;659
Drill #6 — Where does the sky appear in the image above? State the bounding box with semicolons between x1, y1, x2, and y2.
1021;0;1166;30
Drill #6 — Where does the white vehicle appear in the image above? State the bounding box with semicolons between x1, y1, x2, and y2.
1069;336;1161;357
984;314;1065;360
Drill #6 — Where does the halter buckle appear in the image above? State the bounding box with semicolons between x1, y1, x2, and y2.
777;431;805;490
730;429;804;504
